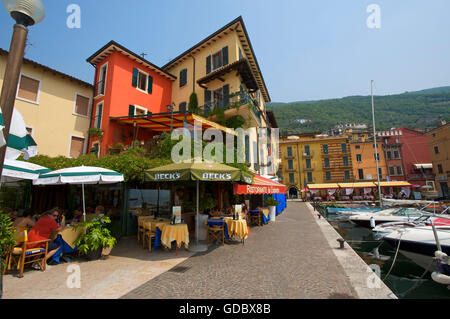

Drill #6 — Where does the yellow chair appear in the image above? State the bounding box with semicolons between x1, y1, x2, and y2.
137;218;145;244
143;221;156;252
6;230;50;278
207;222;225;245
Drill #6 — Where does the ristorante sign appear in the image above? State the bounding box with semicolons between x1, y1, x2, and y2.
233;183;286;195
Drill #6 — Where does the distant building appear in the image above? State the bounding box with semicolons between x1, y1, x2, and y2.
0;48;93;158
425;122;450;198
279;134;353;198
326;123;368;136
378;127;434;188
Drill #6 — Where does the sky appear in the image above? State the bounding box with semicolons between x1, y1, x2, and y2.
0;0;449;102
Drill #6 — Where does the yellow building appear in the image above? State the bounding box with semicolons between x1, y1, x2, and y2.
425;121;450;198
279;134;354;198
162;16;277;176
350;138;387;182
0;48;93;158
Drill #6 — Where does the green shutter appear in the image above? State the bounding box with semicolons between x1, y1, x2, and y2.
132;68;138;87
204;90;211;114
147;75;153;93
222;46;229;66
129;105;135;117
223;84;230;106
206;55;211;74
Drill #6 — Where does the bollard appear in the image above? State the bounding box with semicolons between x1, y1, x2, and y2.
317;214;321;219
337;238;345;249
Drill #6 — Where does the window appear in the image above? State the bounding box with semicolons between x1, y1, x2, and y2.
341;143;347;153
386;151;392;159
288;160;294;170
374;153;380;161
17;74;40;103
97;63;107;96
356;154;362;162
324;158;330;168
355;145;360;150
358;169;364;180
438;164;444;174
179;102;187;113
396;166;403;175
74;94;90;117
132;68;153;94
70;136;85;158
389;166;395;176
434;146;440;154
179;68;187;87
306;158;311;169
344;170;350;181
304;145;310;155
287;146;293;157
289;173;295;184
134;105;147;116
325;171;331;181
206;46;229;73
307;172;313;183
322;144;328;154
343;156;349;166
378;168;383;179
393;150;400;159
94;102;103;129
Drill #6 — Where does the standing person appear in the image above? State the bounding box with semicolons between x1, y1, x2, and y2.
27;208;64;267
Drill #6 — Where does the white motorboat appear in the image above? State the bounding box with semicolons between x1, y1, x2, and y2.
348;207;424;228
382;218;450;271
371;215;434;240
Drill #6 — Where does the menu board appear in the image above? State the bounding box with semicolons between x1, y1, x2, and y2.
234;204;242;220
173;206;182;224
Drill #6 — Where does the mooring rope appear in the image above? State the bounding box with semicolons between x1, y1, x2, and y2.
382;231;404;282
394;258;435;297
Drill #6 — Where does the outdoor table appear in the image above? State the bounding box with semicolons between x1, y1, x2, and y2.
160;223;189;255
353;196;363;201
223;217;248;243
52;226;82;263
143;218;170;249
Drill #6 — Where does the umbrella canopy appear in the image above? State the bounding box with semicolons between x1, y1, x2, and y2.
145;162;251;183
0;108;38;160
33;166;124;185
1;159;51;182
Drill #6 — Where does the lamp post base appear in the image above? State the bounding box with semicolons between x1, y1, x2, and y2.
188;241;208;252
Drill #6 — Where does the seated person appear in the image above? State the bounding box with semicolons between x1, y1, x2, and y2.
12;209;35;229
95;205;105;216
27;207;64;266
70;207;83;226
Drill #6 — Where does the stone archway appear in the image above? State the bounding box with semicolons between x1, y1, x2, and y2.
288;186;299;199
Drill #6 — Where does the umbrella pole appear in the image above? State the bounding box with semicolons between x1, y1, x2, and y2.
188;179;207;252
196;179;199;246
82;183;86;223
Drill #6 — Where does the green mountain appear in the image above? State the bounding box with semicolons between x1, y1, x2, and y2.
267;87;450;134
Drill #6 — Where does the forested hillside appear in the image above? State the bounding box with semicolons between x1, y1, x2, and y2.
267;87;450;134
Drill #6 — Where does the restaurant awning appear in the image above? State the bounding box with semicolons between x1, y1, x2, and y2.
110;111;237;136
375;181;412;187
338;182;376;188
307;183;339;190
413;163;433;169
233;174;287;194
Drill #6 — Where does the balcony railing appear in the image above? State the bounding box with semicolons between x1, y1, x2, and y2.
94;80;105;97
199;90;262;126
302;151;314;158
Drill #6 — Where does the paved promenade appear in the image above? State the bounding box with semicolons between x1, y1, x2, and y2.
123;202;379;299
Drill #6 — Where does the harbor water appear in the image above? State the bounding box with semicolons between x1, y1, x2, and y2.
324;211;450;299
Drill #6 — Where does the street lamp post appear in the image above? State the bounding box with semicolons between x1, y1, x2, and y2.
0;0;45;177
167;102;175;134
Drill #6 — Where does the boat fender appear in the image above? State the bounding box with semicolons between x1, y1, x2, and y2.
435;251;450;264
431;272;450;285
370;216;375;228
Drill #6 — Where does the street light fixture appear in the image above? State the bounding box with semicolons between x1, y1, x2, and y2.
0;0;44;178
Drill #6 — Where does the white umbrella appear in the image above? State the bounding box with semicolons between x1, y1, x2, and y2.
0;108;38;160
33;166;124;221
1;159;51;182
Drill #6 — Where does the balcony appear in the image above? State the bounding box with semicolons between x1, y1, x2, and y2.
302;151;314;158
303;163;316;171
408;173;435;181
323;163;352;169
94;80;105;99
199;91;263;128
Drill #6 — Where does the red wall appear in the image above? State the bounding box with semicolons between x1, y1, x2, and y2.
89;51;173;156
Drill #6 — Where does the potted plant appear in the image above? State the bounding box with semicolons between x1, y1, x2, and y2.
0;212;15;298
72;215;116;261
264;197;280;222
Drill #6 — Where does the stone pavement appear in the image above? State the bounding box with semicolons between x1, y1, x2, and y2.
122;202;360;299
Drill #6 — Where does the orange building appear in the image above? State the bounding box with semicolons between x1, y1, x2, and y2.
350;138;387;182
86;41;176;156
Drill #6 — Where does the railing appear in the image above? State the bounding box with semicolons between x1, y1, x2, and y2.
95;80;105;97
199;90;262;125
302;151;314;158
323;163;352;169
408;173;435;180
303;163;315;171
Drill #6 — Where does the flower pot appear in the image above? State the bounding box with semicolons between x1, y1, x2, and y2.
85;246;103;261
269;206;276;221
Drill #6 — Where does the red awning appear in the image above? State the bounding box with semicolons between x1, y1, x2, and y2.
233;175;287;194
